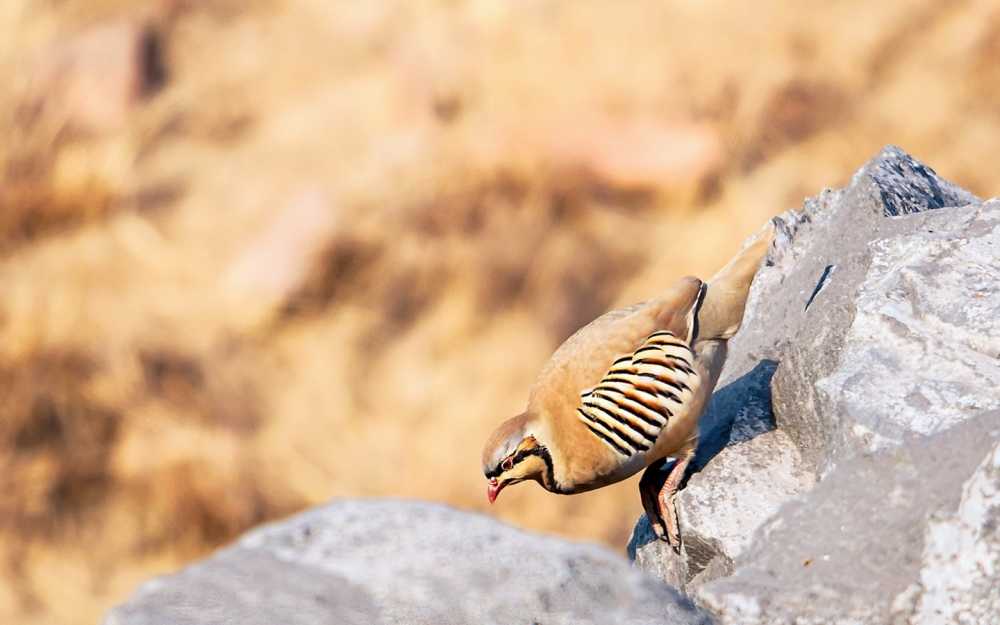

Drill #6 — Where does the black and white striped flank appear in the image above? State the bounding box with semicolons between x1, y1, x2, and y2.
576;330;698;457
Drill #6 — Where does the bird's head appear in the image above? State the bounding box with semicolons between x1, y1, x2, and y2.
481;412;555;503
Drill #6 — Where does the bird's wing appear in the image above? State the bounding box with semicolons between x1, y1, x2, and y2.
574;328;702;458
530;276;706;399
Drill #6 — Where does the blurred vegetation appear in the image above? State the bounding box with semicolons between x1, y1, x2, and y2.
1;1;999;623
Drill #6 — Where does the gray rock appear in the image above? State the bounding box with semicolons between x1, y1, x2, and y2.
817;200;1000;453
628;395;814;593
105;499;712;625
630;145;999;607
910;435;1000;624
765;146;990;473
698;413;1000;625
862;147;979;216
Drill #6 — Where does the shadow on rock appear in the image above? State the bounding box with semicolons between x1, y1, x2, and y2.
693;358;779;471
628;359;778;556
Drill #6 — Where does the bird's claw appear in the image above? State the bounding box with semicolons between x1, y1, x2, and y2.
665;528;681;554
644;509;681;553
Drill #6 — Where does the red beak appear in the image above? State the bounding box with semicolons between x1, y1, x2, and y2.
487;478;504;504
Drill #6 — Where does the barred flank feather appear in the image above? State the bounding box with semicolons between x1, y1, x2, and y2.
577;331;699;458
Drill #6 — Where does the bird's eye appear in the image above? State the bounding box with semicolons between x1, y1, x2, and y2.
501;457;514;471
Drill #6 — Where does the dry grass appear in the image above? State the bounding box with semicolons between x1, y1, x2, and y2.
1;0;999;623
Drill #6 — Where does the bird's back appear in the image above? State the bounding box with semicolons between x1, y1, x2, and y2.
527;277;705;434
529;218;776;409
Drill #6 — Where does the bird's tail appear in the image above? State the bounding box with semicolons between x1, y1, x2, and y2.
695;219;776;341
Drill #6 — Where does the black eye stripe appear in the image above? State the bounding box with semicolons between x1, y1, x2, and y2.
488;447;544;477
510;448;538;465
484;446;564;493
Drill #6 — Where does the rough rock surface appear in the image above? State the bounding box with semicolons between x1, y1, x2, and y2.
104;500;711;625
630;146;1000;621
699;413;1000;624
912;434;1000;624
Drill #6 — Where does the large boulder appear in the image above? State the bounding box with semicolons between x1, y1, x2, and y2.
699;413;1000;624
910;431;1000;624
630;145;1000;620
104;500;711;625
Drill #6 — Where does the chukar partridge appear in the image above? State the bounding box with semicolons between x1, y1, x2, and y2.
482;220;775;550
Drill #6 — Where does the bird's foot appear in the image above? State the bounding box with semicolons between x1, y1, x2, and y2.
645;510;670;543
639;454;693;554
659;491;682;553
642;490;681;553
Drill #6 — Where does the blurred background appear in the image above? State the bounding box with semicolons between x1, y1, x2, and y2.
1;1;998;623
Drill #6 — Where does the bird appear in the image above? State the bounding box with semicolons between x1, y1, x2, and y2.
481;219;776;551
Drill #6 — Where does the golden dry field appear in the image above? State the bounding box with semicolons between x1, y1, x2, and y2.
1;1;999;623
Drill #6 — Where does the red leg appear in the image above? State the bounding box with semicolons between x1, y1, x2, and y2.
659;452;694;553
